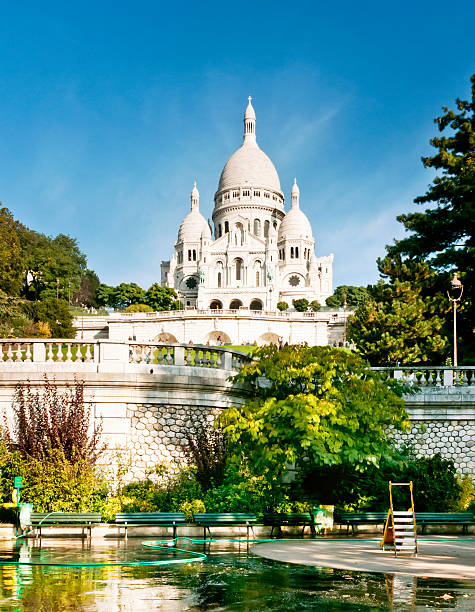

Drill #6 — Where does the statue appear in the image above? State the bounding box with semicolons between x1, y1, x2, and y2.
198;268;205;284
266;265;274;283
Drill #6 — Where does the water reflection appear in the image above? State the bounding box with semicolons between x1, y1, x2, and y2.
0;539;472;611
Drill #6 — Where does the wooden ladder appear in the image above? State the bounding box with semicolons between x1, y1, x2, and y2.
381;481;418;557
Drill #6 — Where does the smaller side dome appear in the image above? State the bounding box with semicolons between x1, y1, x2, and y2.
278;179;313;240
177;182;211;242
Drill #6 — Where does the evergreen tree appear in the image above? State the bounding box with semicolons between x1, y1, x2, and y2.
387;74;475;361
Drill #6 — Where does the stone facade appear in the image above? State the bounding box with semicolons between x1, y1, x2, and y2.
127;403;220;480
397;419;474;475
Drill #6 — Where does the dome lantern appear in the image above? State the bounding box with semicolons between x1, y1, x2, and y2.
243;96;256;143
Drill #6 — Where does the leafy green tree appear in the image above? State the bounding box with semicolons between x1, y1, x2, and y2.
19;228;87;301
348;259;447;365
220;346;408;481
326;285;370;310
96;283;114;307
23;297;75;338
0;207;24;296
110;282;145;309
171;299;184;310
309;300;321;312
293;298;309;312
386;74;475;361
144;283;178;311
277;301;289;311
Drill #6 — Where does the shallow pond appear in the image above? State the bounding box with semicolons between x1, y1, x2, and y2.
0;538;473;611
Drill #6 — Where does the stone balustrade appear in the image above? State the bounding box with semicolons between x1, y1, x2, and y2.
373;366;475;387
0;339;250;372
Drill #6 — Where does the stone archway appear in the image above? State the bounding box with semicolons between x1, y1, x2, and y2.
258;332;280;346
250;299;263;310
229;299;243;310
210;300;223;310
205;331;232;345
154;332;178;343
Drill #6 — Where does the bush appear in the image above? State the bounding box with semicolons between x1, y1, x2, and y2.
277;301;289;311
299;449;463;512
181;425;228;491
22;297;75;337
310;300;321;312
293;298;309;312
124;303;153;313
10;377;104;463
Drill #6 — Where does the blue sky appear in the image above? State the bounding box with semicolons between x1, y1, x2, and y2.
0;1;473;290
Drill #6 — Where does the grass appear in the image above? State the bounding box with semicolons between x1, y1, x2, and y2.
227;345;259;355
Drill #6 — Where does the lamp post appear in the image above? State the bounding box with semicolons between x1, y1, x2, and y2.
447;273;463;366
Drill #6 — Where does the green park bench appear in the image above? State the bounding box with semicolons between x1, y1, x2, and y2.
193;512;257;539
415;512;475;534
263;512;317;537
115;512;186;538
27;512;102;538
335;512;388;534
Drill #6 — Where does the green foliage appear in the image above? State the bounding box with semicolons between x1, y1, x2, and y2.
96;283;114;308
277;301;289;311
125;303;153;312
456;475;475;511
179;499;206;522
325;285;370;310
386;74;475;362
348;259;447;365
221;346;409;484
144;283;178;311
171;299;184;310
293;298;309;312
20;449;106;512
299;448;463;512
309;300;321;312
110;282;146;309
0;207;23;296
181;425;228;491
22;297;75;338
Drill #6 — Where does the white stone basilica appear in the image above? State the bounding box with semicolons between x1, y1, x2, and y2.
161;98;333;312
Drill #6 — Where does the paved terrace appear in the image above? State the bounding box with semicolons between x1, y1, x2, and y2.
253;537;475;579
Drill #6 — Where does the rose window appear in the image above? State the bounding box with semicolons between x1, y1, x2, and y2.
186;277;197;289
289;275;301;287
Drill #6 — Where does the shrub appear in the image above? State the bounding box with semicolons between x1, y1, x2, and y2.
310;300;321;312
293;298;309;312
9;377;104;464
277;301;289;311
124;303;153;313
181;425;228;491
22;297;75;338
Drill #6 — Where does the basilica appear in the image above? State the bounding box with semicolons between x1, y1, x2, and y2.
160;98;333;312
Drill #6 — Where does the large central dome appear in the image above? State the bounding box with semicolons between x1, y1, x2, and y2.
216;98;282;194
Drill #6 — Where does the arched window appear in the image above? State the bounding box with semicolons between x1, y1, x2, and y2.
217;272;222;288
193;249;197;261
256;271;260;286
253;219;261;235
295;247;299;258
218;224;222;238
234;258;243;281
188;249;192;261
264;220;270;237
225;221;229;233
210;300;223;310
290;247;294;258
230;299;242;310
